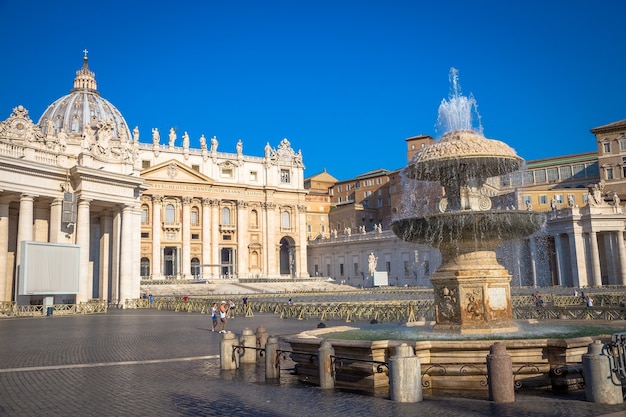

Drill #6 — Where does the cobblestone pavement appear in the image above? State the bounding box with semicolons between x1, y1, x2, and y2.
1;310;626;417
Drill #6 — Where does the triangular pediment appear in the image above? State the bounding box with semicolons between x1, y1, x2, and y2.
141;160;214;185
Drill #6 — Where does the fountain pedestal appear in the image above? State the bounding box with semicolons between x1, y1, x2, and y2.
432;251;517;334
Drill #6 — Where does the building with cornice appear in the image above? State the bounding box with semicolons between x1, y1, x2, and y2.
0;55;308;306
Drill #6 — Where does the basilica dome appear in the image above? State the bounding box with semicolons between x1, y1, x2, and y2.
38;55;132;142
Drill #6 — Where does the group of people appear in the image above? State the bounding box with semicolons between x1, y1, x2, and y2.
211;299;236;333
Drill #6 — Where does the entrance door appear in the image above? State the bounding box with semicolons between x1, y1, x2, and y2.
163;247;178;278
220;248;235;278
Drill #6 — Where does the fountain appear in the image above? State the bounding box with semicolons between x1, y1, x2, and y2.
282;69;610;396
391;68;545;334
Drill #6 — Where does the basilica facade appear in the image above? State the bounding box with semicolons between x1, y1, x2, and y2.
0;56;308;306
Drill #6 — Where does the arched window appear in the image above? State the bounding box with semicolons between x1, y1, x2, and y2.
165;204;175;223
140;257;150;278
250;250;259;268
191;257;200;277
281;210;291;229
141;205;149;224
191;207;199;226
250;209;258;228
221;207;231;225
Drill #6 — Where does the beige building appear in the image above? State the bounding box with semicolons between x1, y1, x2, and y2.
593;118;626;197
304;169;337;240
0;55;309;306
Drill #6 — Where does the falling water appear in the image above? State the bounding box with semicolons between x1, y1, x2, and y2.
436;68;483;136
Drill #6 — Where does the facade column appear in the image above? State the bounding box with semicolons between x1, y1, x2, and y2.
264;202;276;277
182;197;191;279
131;205;142;298
16;195;35;267
296;204;308;278
0;200;9;302
236;200;248;278
201;198;211;279
99;212;112;301
616;231;626;285
118;205;133;306
553;234;563;286
151;196;162;279
75;198;91;303
589;231;602;287
210;199;220;278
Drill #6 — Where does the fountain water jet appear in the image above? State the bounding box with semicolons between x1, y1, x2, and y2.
391;68;545;334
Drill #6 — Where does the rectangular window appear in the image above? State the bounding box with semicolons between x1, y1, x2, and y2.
620;139;626;151
567;194;575;206
583;194;589;205
572;164;585;178
604;142;611;153
522;171;534;185
141;232;149;239
522;195;532;207
222;167;233;178
192;164;200;171
362;200;369;208
353;262;359;276
534;169;546;183
607;167;614;180
191;233;199;240
547;168;559;182
223;235;231;240
559;166;572;180
539;195;548;205
403;260;410;276
555;194;564;204
339;264;344;276
280;169;290;183
250;171;258;181
142;160;151;169
377;198;383;207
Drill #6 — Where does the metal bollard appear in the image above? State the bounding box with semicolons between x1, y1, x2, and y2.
265;336;280;379
240;328;256;364
583;340;623;404
389;343;422;402
486;342;515;403
220;331;238;370
318;340;335;389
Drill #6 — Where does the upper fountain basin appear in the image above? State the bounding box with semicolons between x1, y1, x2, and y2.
404;130;523;182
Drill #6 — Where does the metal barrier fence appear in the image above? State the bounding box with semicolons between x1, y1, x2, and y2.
0;300;108;317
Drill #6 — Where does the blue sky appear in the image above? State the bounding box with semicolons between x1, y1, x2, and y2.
1;1;625;180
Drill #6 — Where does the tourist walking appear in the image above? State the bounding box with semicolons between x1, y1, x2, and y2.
228;299;236;318
210;302;218;332
218;301;228;333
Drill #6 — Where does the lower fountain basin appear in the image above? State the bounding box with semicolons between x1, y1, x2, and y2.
391;210;546;256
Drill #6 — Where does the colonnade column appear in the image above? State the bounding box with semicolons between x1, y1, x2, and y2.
182;197;191;279
529;237;538;288
553;234;563;286
118;205;133;306
110;210;121;304
570;231;588;287
589;231;602;287
616;231;626;285
49;197;63;243
0;200;9;302
237;200;248;278
99;212;112;301
75;198;91;303
264;202;276;277
210;199;220;278
201;198;211;279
